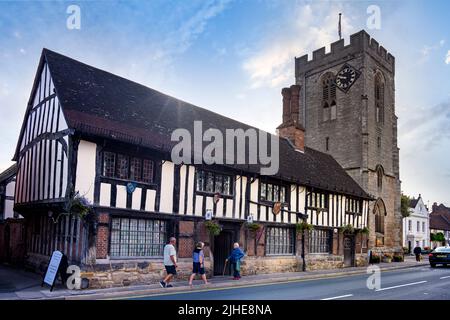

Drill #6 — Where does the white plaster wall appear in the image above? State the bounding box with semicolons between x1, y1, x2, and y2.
159;162;174;213
75;140;96;203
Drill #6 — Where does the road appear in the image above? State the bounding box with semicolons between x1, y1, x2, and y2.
125;266;450;300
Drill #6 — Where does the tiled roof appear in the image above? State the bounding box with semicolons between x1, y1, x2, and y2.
0;164;17;183
32;49;371;199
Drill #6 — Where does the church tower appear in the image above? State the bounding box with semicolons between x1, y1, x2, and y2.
293;30;401;252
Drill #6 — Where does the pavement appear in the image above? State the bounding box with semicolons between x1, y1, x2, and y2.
0;255;430;300
134;265;450;300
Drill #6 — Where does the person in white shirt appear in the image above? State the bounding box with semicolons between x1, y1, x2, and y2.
160;237;177;288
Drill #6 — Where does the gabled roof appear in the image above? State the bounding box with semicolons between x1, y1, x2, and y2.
409;198;419;209
15;48;371;199
0;164;17;184
430;214;450;231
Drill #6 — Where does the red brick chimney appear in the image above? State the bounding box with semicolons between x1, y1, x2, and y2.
277;85;305;152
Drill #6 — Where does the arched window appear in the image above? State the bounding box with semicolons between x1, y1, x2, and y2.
376;165;384;192
323;102;329;122
330;100;337;120
373;198;387;246
322;73;336;122
375;73;384;124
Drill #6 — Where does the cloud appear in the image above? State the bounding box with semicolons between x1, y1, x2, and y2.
399;99;450;155
419;39;445;64
446;50;450;64
242;3;354;89
161;0;231;57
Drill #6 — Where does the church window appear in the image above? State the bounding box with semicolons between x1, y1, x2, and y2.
322;73;337;122
376;165;384;191
330;101;337;120
374;198;386;246
325;137;329;151
375;73;385;124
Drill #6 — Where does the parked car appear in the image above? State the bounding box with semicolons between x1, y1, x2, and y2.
428;247;450;267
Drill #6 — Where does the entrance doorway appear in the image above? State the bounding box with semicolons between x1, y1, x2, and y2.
343;235;355;267
213;231;233;276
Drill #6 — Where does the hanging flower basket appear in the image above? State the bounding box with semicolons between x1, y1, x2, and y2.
63;191;93;220
341;224;355;235
359;227;370;235
245;222;262;233
204;220;222;236
296;221;314;233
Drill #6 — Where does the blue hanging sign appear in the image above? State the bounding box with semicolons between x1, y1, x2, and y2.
127;182;137;194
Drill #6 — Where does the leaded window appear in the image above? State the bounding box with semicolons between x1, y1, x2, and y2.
307;191;329;210
110;218;166;257
265;227;294;255
345;198;362;214
117;154;129;179
322;73;337;122
103;152;116;177
196;169;233;196
260;181;287;203
309;229;332;253
101;151;154;183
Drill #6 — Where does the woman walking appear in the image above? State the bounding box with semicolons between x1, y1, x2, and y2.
188;242;208;287
226;242;244;280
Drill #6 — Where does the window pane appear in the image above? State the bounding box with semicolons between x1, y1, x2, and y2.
223;175;231;195
260;183;266;201
206;172;214;192
117;154;129;179
142;159;154;183
130;157;142;182
273;185;279;202
110;217;166;258
267;184;273;202
196;170;205;191
103;152;116;177
266;227;294;255
214;175;223;194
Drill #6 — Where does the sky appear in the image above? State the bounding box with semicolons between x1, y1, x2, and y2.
0;0;449;206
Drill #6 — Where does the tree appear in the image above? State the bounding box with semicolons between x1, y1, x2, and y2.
401;194;411;218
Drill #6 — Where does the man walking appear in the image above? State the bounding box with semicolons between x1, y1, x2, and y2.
160;237;177;288
413;245;422;262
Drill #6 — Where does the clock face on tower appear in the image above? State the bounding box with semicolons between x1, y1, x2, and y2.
335;63;360;93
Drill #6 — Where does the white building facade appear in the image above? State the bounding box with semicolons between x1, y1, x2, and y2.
402;195;430;251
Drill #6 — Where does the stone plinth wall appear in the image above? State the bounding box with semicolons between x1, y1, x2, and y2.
240;256;300;275
82;258;212;289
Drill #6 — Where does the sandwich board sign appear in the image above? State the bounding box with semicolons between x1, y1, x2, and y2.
42;250;64;291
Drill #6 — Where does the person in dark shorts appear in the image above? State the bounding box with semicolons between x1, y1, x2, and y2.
160;237;177;288
188;242;208;287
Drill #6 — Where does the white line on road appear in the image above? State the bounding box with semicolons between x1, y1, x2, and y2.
321;294;354;300
375;281;427;292
440;276;450;279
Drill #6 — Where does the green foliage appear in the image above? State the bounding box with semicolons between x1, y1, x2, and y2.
205;221;222;236
246;222;262;233
371;254;381;263
341;224;355;234
393;255;404;262
431;232;445;242
296;221;314;233
358;227;370;235
401;194;411;218
64;191;93;220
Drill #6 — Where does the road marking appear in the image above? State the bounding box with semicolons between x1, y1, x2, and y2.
375;280;427;292
440;276;450;279
321;294;354;300
102;267;423;300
